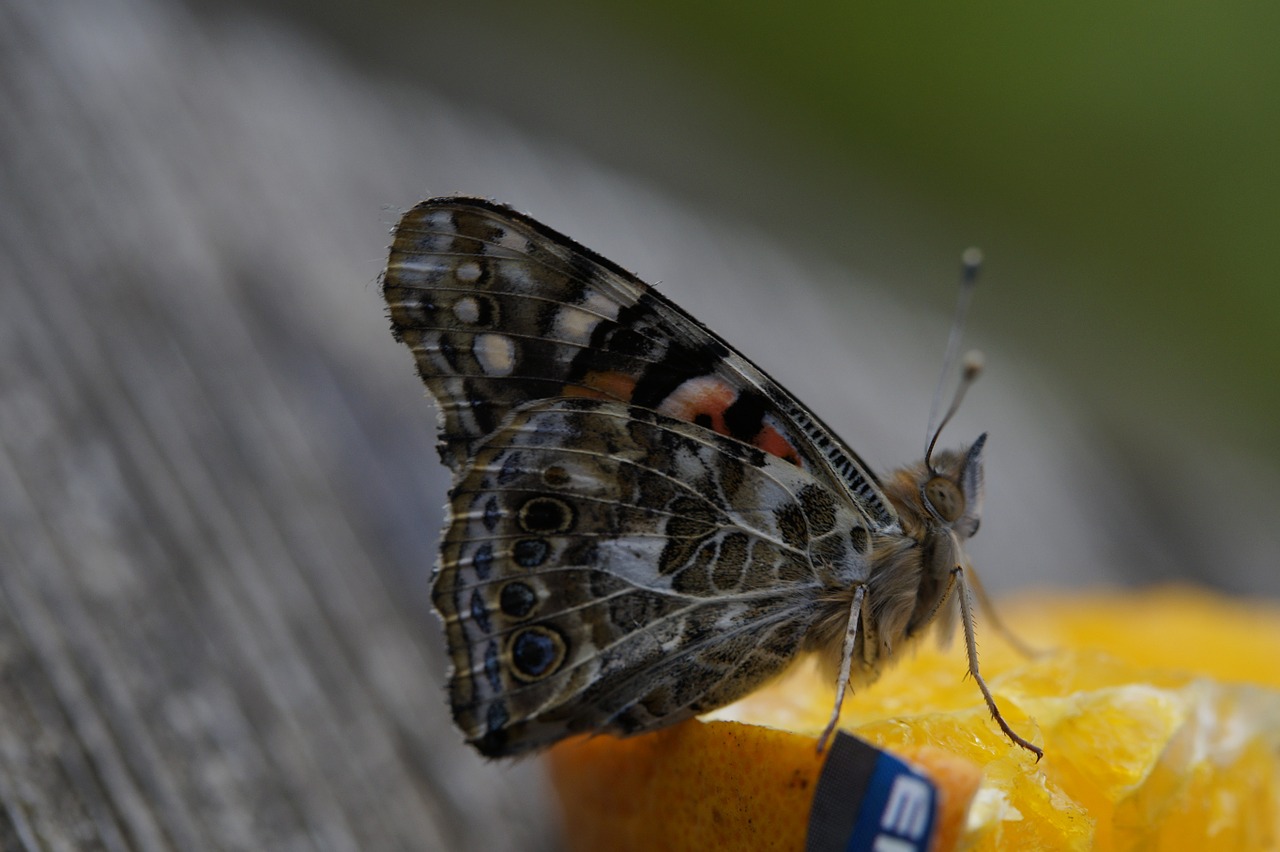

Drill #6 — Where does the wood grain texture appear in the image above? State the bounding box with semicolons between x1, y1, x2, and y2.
0;0;554;848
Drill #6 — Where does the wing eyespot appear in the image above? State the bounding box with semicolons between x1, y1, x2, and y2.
518;496;577;535
508;626;568;682
499;581;539;620
511;538;550;568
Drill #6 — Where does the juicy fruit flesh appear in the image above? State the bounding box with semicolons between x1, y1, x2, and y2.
547;585;1280;851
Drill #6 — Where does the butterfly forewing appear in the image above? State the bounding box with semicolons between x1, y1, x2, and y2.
383;198;894;527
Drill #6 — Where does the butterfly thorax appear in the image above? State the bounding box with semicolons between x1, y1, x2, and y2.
805;437;986;687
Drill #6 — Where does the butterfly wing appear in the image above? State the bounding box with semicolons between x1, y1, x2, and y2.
382;197;896;528
437;398;873;756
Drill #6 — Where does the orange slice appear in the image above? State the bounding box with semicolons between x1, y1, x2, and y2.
546;585;1280;851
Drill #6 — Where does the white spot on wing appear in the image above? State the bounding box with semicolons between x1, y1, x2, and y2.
493;231;528;253
454;296;481;324
456;261;482;282
391;258;453;277
553;306;601;343
597;539;672;588
500;264;536;293
580;289;623;321
474;333;516;376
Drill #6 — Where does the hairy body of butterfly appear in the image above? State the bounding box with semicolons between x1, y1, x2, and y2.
382;197;1040;760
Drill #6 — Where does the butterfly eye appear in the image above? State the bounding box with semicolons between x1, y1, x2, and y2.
924;477;965;523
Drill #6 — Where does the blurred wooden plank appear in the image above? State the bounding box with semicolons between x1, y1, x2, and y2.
0;0;554;848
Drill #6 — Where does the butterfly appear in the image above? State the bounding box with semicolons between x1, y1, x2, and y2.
381;197;1040;760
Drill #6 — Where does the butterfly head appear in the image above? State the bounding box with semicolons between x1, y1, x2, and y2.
921;432;985;540
882;433;986;546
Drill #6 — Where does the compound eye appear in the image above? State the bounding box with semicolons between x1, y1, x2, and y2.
924;477;965;523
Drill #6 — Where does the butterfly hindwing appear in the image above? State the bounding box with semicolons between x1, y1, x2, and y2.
435;397;872;756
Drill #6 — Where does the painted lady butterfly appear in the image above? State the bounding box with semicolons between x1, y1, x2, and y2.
382;197;1040;760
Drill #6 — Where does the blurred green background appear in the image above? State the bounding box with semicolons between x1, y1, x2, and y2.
263;0;1279;466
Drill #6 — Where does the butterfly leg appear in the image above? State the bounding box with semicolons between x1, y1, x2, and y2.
955;566;1044;760
965;562;1041;660
816;584;866;753
908;563;960;641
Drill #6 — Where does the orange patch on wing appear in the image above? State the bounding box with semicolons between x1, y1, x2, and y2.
656;377;736;433
658;377;804;467
754;423;803;467
565;370;637;401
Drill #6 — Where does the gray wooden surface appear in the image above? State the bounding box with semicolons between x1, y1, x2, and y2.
3;0;1275;849
0;1;560;848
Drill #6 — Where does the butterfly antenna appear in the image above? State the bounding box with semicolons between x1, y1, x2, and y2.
924;248;984;470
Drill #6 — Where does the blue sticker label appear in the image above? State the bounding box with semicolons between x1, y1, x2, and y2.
846;751;937;851
806;733;939;852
